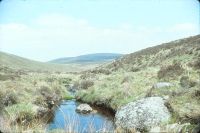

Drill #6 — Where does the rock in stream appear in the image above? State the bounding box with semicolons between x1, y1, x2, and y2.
76;103;93;114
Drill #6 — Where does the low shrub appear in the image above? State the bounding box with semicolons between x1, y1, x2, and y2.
79;80;94;89
157;62;184;80
33;96;46;106
130;67;140;72
91;68;111;75
59;78;72;86
0;91;4;110
180;76;197;88
45;77;56;83
192;59;200;70
39;86;51;96
80;72;96;80
121;76;131;84
193;90;200;99
0;74;14;81
2;92;18;106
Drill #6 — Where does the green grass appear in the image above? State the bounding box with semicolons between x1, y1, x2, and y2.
77;67;159;110
63;94;75;100
4;103;38;123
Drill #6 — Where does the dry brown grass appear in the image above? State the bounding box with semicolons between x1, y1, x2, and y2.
157;62;184;80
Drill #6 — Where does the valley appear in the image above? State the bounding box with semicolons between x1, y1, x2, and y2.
0;35;200;133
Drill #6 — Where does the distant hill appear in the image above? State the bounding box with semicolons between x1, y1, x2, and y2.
0;52;122;72
49;53;123;64
0;51;99;72
0;51;74;72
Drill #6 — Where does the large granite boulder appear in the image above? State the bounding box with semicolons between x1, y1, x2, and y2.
76;104;93;114
115;97;170;132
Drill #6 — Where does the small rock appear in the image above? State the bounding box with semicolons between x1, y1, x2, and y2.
153;82;173;89
163;95;170;101
37;107;49;117
47;100;55;109
91;109;97;114
150;123;192;133
76;104;93;114
150;126;161;133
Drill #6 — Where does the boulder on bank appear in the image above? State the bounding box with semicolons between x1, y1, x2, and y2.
150;123;192;133
76;104;93;114
115;97;170;132
146;82;174;97
153;82;173;89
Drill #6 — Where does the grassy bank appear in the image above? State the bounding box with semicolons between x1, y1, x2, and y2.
0;66;76;132
76;35;200;126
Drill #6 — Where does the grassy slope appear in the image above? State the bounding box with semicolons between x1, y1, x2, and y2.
0;51;102;72
76;35;200;124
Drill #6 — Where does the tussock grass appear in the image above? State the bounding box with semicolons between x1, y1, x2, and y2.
77;67;159;110
0;66;77;132
157;62;184;80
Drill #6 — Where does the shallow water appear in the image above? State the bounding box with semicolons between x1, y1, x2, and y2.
48;99;115;132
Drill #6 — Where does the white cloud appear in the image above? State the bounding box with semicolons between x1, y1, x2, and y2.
0;14;199;61
168;23;198;33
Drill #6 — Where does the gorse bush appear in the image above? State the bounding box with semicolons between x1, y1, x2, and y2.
157;62;184;80
79;80;94;89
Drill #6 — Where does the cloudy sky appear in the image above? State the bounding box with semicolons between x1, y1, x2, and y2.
0;0;199;61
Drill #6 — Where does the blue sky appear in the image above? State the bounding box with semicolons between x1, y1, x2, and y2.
0;0;199;61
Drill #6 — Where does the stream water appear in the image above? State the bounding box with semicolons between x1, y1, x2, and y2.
48;99;115;132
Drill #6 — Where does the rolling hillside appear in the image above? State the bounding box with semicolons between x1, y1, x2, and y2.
49;53;122;64
104;35;200;71
76;35;200;129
